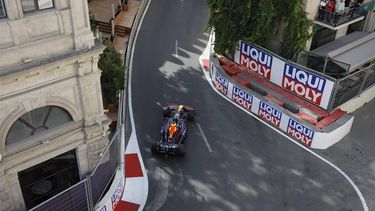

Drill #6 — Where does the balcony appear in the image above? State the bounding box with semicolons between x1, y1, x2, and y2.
314;2;372;30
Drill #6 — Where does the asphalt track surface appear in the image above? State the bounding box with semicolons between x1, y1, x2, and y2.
130;0;364;210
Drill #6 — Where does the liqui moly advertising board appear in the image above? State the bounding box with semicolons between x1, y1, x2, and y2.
213;66;229;96
111;177;125;210
258;101;282;127
287;119;314;147
283;64;333;107
235;41;273;80
232;85;253;111
234;40;336;110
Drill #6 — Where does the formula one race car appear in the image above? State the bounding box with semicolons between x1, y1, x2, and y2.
151;104;195;156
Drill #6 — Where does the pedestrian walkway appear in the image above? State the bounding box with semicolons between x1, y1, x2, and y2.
113;0;141;54
88;0;141;55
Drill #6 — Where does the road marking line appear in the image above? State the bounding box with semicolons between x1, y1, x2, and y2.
199;33;368;211
174;40;179;58
196;123;212;153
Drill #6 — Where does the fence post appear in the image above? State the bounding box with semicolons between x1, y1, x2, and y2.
323;57;328;75
85;176;94;211
328;80;340;112
120;124;125;173
359;68;370;93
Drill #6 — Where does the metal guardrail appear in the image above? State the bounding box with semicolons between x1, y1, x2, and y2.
330;63;375;109
29;0;151;209
293;51;375;111
294;50;350;79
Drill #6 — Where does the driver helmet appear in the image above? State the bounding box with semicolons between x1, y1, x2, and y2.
168;122;177;140
178;105;184;111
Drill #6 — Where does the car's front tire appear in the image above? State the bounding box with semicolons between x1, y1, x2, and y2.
178;144;186;156
187;110;195;121
151;144;159;154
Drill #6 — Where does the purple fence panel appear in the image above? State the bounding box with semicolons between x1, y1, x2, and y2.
30;181;88;211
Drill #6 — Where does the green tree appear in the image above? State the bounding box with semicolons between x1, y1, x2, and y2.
280;1;313;59
207;0;313;59
98;46;125;103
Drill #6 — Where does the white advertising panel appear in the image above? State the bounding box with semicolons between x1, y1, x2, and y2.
234;40;336;110
231;85;253;112
96;169;125;211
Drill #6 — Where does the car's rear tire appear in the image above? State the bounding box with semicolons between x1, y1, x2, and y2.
163;108;173;117
187;111;195;121
151;144;158;154
178;144;186;156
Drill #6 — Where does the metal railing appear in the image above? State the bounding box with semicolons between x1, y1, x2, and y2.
330;63;375;109
315;2;372;27
293;50;350;79
30;130;122;211
283;50;375;111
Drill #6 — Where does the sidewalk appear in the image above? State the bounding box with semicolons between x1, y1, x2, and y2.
113;0;141;56
88;0;141;56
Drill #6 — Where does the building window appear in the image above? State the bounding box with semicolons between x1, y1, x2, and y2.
0;0;6;18
18;149;80;209
6;106;73;146
21;0;54;13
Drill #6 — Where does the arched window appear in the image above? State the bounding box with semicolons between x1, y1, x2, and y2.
6;106;73;146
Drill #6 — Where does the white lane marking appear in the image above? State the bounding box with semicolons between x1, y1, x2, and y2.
128;0;153;210
199;34;369;211
156;102;164;109
196;123;212;153
175;40;179;58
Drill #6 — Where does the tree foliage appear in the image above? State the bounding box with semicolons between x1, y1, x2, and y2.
207;0;313;59
98;46;125;103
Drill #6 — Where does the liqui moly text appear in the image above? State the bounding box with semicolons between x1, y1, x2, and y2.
239;41;273;80
111;177;124;210
258;101;282;127
215;69;229;95
283;64;326;105
232;86;253;111
287;119;314;147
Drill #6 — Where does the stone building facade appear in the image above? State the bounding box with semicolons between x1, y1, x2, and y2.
0;0;110;210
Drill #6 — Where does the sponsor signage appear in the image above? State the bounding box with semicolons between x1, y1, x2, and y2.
214;67;229;95
234;40;336;110
111;177;124;210
283;64;326;105
238;41;272;80
232;85;253;111
258;101;282;127
287;119;314;147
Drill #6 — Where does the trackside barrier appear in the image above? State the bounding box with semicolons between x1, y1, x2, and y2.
211;56;354;149
330;64;375;110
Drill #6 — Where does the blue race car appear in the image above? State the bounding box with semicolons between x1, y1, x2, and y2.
151;104;195;156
